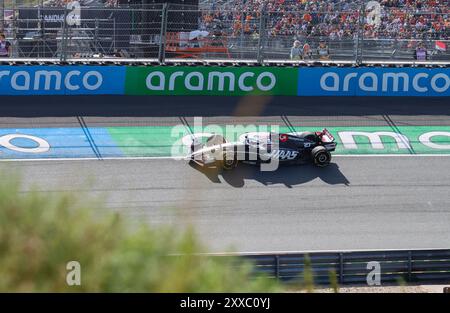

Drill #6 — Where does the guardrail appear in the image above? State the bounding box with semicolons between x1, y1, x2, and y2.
214;249;450;286
0;58;449;68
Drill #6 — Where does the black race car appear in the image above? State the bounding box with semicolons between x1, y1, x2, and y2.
188;129;337;170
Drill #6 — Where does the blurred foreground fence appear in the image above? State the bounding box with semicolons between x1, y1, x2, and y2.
0;3;449;64
217;249;450;286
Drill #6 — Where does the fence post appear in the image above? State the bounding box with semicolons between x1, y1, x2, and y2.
240;5;244;59
60;6;69;62
256;9;266;64
356;4;364;65
158;3;169;63
38;7;42;58
0;0;4;33
94;18;99;55
12;6;18;58
339;253;344;284
275;255;280;280
407;251;412;282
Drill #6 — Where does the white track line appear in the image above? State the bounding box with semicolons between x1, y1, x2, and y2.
0;156;183;162
1;154;450;162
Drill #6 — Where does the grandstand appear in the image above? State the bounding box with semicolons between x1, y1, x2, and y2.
0;0;449;62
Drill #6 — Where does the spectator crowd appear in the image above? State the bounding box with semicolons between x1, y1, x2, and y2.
199;0;449;41
3;0;448;60
196;0;449;60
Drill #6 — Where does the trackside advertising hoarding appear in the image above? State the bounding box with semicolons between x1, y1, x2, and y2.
124;66;298;96
0;65;449;96
0;66;126;95
297;67;450;96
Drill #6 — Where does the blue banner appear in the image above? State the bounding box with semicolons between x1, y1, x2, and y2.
0;66;126;95
1;65;449;96
298;67;450;96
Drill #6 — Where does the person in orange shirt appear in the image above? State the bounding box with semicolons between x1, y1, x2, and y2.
303;13;312;23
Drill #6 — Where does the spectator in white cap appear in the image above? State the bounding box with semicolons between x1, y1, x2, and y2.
303;42;312;60
290;40;303;60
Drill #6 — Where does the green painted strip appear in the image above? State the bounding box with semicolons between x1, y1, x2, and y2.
332;126;450;155
107;126;450;157
107;126;180;157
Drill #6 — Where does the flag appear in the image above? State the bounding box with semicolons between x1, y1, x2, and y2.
435;40;446;51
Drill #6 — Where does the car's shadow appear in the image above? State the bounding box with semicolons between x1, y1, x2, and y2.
189;161;349;188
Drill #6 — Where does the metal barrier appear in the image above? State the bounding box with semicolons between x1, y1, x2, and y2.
214;249;450;286
0;2;449;64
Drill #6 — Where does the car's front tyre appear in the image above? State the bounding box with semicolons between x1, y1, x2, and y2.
221;150;238;170
311;146;331;167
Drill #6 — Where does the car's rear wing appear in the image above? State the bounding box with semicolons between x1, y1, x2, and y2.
320;128;335;142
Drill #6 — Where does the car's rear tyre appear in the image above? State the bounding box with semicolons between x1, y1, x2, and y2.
221;150;238;170
311;146;331;167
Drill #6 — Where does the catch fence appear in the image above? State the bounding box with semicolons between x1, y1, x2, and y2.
0;2;449;64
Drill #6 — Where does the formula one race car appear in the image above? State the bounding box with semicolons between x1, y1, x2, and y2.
188;129;337;170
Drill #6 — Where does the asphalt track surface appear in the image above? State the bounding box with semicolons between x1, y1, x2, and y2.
2;96;450;252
